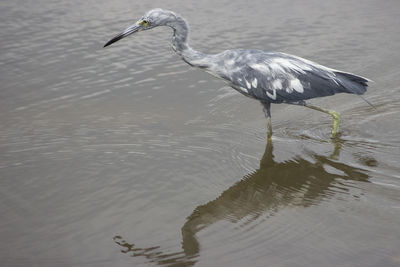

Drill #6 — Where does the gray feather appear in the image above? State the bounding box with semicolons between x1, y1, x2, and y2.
201;50;369;103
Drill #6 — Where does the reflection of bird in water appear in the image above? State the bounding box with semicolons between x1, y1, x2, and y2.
104;8;371;137
113;139;370;266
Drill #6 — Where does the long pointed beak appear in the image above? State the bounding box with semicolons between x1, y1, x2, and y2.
104;24;142;47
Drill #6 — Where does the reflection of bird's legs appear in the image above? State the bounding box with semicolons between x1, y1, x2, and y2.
262;102;273;139
296;101;341;137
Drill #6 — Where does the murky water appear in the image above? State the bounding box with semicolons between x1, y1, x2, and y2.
1;0;400;266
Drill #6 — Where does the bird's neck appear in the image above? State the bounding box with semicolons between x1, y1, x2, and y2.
167;15;211;68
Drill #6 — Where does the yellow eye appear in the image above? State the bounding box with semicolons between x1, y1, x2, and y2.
141;20;150;27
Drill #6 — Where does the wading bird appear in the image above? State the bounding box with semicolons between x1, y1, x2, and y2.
104;8;370;138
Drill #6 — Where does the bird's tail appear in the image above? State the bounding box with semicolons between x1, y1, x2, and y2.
333;70;375;108
333;70;371;95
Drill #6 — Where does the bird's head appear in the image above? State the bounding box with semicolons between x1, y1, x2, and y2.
104;9;177;47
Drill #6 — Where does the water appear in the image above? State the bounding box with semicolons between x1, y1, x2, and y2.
1;0;400;266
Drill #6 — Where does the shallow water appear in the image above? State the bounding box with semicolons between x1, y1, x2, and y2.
1;0;400;266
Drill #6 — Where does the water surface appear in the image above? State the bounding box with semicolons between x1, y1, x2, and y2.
1;0;400;266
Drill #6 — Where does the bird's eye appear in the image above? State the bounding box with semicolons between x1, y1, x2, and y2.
141;20;150;26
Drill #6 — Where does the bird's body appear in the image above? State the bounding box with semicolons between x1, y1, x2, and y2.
186;49;368;103
104;8;370;137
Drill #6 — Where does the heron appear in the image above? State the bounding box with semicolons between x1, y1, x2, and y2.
104;8;370;138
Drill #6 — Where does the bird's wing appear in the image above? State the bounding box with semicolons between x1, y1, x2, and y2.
226;53;368;103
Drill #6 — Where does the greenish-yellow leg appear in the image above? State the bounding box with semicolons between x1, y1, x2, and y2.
266;117;273;140
305;104;341;137
262;102;273;139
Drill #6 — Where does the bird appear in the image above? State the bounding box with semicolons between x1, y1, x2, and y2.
104;8;370;138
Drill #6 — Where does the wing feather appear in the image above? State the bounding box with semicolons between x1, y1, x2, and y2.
224;51;368;103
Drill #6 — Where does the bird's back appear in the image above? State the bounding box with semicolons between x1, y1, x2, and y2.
206;49;369;103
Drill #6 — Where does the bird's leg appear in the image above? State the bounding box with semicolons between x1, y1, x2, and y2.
303;103;341;137
262;102;273;139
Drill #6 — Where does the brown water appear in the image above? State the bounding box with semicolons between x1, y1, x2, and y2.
1;0;400;266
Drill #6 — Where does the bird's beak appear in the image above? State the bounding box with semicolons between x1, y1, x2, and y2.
103;22;143;47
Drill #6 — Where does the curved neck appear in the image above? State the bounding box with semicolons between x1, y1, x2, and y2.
166;15;210;68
